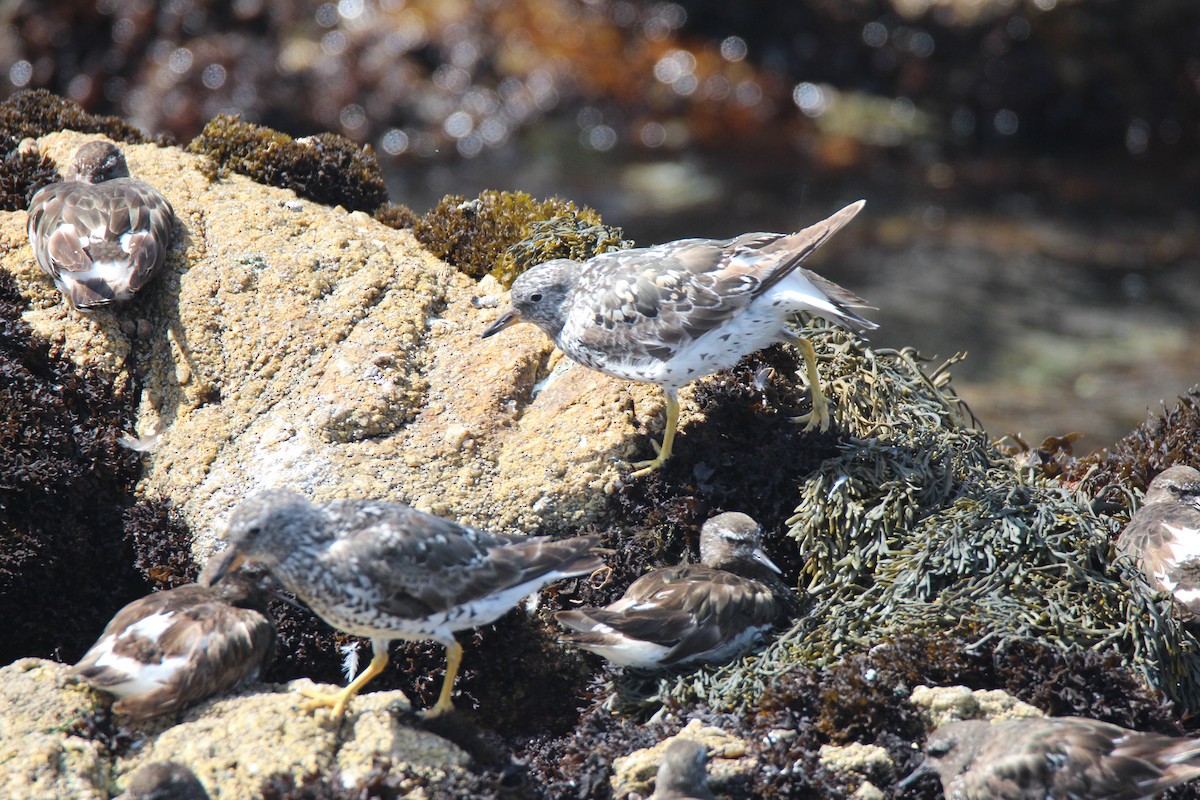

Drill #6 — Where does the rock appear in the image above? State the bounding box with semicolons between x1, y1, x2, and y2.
818;741;893;799
0;131;655;558
0;659;108;800
0;660;471;800
116;680;468;799
611;719;752;798
908;684;1044;729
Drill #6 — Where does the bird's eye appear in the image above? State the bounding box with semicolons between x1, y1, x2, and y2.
927;741;952;757
529;292;543;302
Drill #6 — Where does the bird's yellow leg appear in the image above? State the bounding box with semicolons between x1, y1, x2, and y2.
784;333;831;432
300;645;389;718
631;390;679;478
422;640;463;718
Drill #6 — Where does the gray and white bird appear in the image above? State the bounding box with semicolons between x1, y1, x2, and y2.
209;488;605;718
73;557;276;720
650;739;716;800
27;140;173;310
481;201;874;476
1116;464;1200;613
555;512;785;669
900;716;1200;799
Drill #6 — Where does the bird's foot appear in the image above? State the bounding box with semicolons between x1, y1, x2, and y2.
419;696;456;719
630;439;669;478
299;685;355;718
790;393;831;432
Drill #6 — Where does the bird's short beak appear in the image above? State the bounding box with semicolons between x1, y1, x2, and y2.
896;759;933;790
754;547;783;575
201;547;245;587
481;308;522;338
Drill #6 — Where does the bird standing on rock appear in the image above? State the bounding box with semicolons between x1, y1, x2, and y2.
481;201;875;477
209;489;605;718
27;140;173;310
73;556;276;721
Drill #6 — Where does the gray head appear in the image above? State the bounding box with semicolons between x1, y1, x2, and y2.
651;738;715;800
480;259;577;340
118;761;210;800
699;512;781;577
1144;465;1200;506
69;141;131;183
899;720;989;790
208;489;325;583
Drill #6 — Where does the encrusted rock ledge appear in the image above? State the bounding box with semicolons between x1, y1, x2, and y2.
0;659;470;799
0;130;655;555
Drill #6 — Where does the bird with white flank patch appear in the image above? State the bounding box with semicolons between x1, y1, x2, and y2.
73;556;275;720
209;489;605;718
900;716;1200;799
27;140;173;310
556;512;787;669
481;201;875;477
1116;464;1200;613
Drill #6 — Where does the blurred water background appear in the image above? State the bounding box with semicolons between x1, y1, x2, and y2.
4;0;1198;453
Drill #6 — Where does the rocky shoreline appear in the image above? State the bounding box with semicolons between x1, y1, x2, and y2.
3;101;1200;799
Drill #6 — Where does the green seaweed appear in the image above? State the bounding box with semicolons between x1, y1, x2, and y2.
585;327;1200;719
411;190;629;284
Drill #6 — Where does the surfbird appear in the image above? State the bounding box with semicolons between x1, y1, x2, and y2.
481;201;875;476
555;512;786;669
1116;464;1200;613
650;739;716;800
209;488;605;718
73;556;276;721
900;717;1200;799
27;140;173;310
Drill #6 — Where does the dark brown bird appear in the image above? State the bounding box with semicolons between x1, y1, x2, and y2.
1116;464;1200;613
73;558;275;721
116;761;210;800
208;488;606;718
901;716;1200;799
556;512;786;669
27;140;173;310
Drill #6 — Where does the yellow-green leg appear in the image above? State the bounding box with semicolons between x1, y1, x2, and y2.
422;640;463;718
630;389;679;478
300;642;389;718
784;333;831;432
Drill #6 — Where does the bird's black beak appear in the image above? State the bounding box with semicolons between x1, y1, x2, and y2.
200;546;245;587
896;759;934;790
481;308;522;338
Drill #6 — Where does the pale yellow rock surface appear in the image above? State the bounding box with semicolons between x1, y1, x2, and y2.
0;130;664;560
909;683;1044;729
611;718;752;798
818;741;893;798
0;660;108;800
0;661;472;800
116;680;469;799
